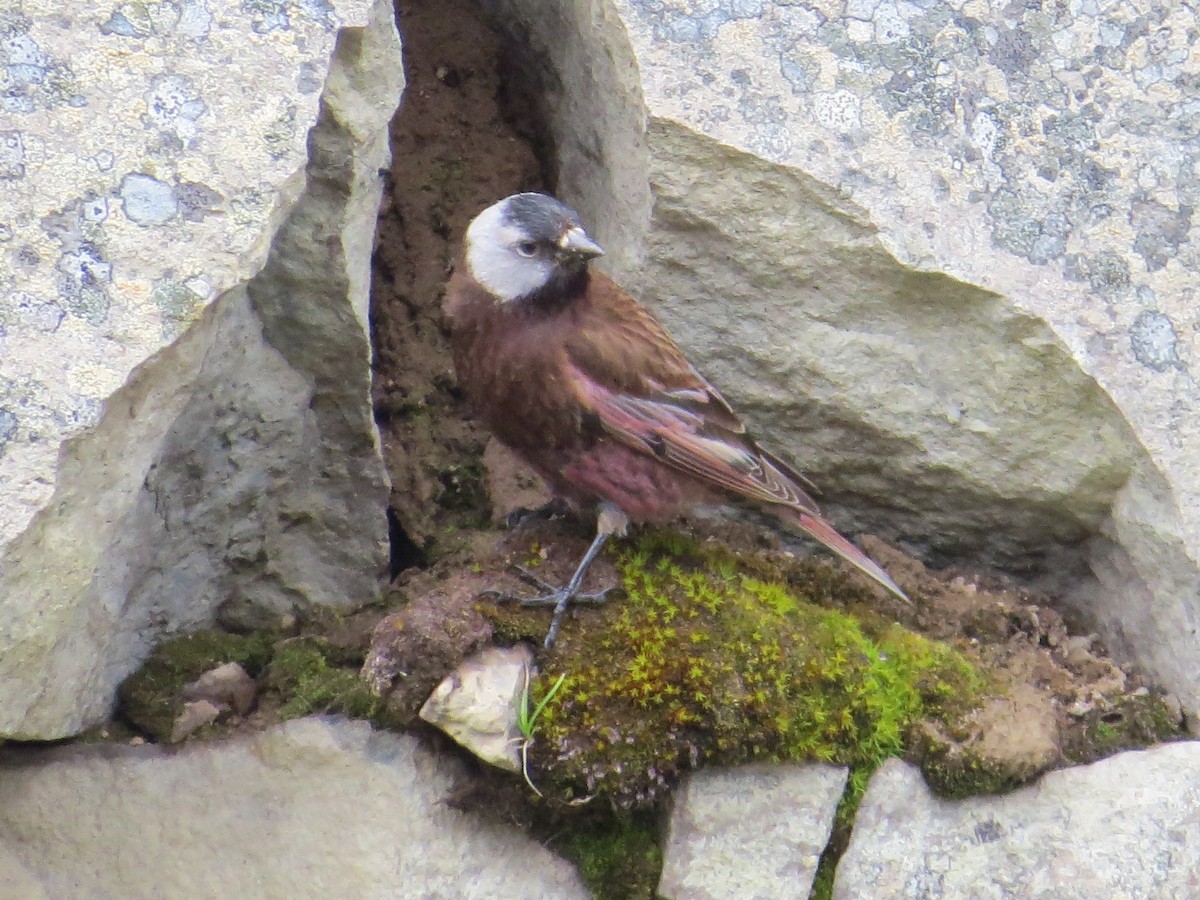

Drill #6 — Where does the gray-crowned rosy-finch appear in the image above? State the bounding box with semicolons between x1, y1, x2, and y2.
444;192;907;647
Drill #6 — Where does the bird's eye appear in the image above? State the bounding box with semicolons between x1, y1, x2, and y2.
515;241;538;258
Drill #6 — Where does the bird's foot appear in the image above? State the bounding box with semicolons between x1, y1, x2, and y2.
481;565;619;648
485;565;618;607
504;498;570;530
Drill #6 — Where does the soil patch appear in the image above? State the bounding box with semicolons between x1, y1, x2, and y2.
370;0;543;563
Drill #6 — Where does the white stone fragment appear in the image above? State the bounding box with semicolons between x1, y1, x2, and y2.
420;645;535;773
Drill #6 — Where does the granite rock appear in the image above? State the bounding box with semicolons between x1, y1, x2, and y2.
479;0;1200;718
0;842;46;900
0;0;401;737
0;717;588;899
658;763;848;900
835;744;1200;898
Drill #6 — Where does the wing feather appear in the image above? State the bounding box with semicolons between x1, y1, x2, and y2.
560;272;907;602
565;359;821;515
562;274;823;510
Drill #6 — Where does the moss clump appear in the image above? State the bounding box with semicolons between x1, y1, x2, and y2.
1062;692;1183;764
118;629;275;741
555;812;663;900
529;530;985;808
267;637;386;722
812;755;917;900
906;725;1028;798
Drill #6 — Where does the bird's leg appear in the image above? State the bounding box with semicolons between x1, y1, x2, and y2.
504;497;571;530
539;530;611;647
488;503;629;649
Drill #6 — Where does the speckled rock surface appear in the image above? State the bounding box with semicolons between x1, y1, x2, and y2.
0;717;589;899
480;0;1200;718
0;0;400;738
834;744;1200;898
0;841;46;900
658;763;848;900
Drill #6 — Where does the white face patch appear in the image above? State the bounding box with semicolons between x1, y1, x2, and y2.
465;200;557;303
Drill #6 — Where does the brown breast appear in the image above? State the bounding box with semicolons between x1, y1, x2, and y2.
444;269;593;464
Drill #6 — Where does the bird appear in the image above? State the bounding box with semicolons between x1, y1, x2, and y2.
444;192;908;647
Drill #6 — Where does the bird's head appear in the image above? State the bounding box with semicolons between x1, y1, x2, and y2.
463;192;605;304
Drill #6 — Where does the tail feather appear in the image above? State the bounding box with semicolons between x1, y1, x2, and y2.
779;508;910;603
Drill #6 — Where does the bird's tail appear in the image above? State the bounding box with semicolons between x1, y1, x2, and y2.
777;507;910;603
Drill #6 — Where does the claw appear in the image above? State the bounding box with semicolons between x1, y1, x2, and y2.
490;503;630;648
509;586;617;608
509;564;558;594
481;579;618;649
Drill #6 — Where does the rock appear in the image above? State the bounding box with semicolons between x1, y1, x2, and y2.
0;717;588;898
914;682;1062;796
478;0;1200;721
362;571;495;724
420;645;534;773
957;686;1061;778
116;630;274;744
182;662;258;716
658;763;847;900
835;744;1200;898
0;842;47;900
0;0;401;738
168;700;222;743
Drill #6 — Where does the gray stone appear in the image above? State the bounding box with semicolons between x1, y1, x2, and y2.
0;717;588;899
182;661;257;716
419;644;534;773
834;745;1200;898
479;0;1200;720
0;842;46;900
659;763;848;899
168;699;222;743
0;0;401;738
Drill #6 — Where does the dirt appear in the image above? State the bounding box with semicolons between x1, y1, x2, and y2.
370;0;544;560
856;537;1180;778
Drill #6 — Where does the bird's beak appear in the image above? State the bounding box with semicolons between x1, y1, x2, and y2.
557;227;605;261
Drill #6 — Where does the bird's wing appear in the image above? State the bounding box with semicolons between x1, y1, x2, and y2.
563;273;909;602
567;360;820;513
563;275;821;514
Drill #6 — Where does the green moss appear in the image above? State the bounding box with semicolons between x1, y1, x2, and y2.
556;812;663;900
118;629;275;742
810;766;871;900
1062;692;1184;764
528;529;986;808
907;724;1027;798
267;637;385;722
